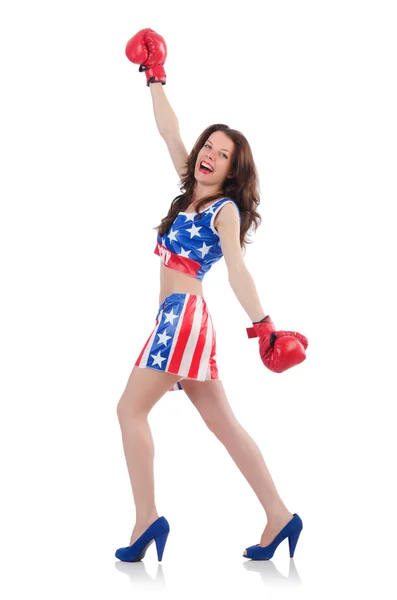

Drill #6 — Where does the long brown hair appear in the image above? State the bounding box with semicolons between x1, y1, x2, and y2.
153;124;262;254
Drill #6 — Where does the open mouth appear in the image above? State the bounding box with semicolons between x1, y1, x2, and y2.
198;161;214;174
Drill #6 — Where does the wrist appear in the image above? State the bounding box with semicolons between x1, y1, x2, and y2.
253;315;269;324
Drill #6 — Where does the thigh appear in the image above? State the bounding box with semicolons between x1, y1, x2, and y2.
117;366;183;417
181;379;238;431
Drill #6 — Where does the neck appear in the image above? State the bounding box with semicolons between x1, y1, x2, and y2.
192;182;222;203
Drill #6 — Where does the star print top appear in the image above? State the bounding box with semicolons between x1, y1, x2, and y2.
154;197;241;281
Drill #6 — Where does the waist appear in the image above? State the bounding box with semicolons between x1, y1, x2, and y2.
159;263;204;305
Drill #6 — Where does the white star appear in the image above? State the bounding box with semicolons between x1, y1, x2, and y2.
186;223;202;239
168;229;179;243
204;205;217;215
163;308;179;325
156;330;172;347
198;242;212;257
178;247;191;258
183;213;197;222
150;351;166;367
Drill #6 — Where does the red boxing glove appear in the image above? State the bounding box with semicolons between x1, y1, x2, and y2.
246;316;308;373
125;28;167;86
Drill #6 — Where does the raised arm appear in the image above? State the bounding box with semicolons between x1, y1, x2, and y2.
149;83;188;179
125;28;188;178
149;82;179;136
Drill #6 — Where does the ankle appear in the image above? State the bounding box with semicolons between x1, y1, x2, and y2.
265;507;293;524
135;513;160;527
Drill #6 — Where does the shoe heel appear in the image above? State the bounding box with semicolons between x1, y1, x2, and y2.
155;531;169;561
288;529;302;558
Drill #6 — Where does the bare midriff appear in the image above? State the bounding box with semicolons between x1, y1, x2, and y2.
159;262;204;306
158;199;223;306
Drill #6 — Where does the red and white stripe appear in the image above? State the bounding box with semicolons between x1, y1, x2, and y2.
135;294;218;384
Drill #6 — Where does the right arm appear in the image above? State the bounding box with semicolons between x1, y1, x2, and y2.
149;82;188;179
150;81;179;135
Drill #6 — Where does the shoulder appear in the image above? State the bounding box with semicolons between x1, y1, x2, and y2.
212;200;244;271
213;199;241;230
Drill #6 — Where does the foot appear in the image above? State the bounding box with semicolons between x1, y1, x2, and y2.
129;515;160;546
243;511;294;556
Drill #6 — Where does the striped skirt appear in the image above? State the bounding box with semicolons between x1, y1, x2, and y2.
134;293;219;392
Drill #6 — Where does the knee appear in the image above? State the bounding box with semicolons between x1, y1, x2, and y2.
117;391;152;421
117;395;138;422
116;397;127;421
203;415;225;436
204;414;239;439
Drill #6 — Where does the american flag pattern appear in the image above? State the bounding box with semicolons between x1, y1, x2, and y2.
135;293;218;392
154;198;241;281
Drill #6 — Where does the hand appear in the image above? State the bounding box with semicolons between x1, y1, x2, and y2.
125;28;167;86
246;316;308;373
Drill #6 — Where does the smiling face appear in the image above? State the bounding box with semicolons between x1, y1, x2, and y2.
195;130;235;187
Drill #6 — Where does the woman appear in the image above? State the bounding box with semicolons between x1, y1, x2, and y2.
115;28;304;562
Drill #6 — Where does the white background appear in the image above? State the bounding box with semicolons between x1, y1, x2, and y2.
1;0;396;598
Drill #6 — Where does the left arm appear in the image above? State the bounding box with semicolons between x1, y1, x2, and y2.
216;203;308;372
228;267;266;323
215;203;266;323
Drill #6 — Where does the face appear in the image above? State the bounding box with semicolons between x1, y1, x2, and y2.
195;130;235;187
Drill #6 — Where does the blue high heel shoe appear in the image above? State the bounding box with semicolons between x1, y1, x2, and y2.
243;513;303;560
115;516;170;562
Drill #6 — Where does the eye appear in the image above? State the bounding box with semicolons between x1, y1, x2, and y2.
205;143;227;158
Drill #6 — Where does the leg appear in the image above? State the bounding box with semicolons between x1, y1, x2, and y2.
181;378;294;551
116;366;182;545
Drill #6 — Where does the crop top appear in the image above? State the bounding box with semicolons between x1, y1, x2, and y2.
154;197;241;281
